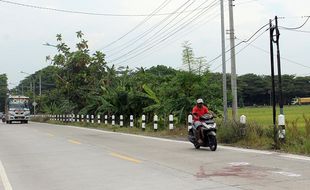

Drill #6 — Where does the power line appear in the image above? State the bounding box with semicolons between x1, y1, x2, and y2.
109;0;220;65
279;16;310;30
0;0;215;17
100;0;172;50
123;10;221;69
239;40;310;70
189;22;271;73
210;28;268;72
104;0;196;56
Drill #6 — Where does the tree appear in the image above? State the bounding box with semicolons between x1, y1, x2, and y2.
182;41;195;72
47;31;108;113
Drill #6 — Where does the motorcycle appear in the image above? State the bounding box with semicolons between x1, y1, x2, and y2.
188;113;217;151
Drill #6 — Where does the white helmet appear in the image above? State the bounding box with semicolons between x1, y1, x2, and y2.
197;98;204;104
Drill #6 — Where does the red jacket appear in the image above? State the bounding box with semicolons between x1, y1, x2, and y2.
192;105;209;121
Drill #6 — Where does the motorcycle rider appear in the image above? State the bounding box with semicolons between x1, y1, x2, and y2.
192;98;209;144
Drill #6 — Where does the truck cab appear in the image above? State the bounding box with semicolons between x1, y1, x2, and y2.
5;95;30;124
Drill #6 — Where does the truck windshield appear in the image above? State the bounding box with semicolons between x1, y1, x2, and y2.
9;103;30;110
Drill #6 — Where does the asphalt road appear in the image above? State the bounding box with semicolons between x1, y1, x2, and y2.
0;122;310;190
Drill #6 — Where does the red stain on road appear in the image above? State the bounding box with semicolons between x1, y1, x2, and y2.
195;165;268;180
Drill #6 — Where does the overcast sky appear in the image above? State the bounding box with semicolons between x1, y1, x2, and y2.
0;0;309;89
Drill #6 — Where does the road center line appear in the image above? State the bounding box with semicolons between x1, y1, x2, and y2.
0;160;13;190
110;152;142;164
68;139;81;145
46;133;55;137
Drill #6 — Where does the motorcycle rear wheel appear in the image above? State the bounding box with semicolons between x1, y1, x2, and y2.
194;143;201;149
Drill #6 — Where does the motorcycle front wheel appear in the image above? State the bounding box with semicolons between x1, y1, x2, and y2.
209;135;217;151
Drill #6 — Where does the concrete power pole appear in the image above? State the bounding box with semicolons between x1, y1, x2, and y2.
220;0;227;123
39;74;42;96
228;0;238;121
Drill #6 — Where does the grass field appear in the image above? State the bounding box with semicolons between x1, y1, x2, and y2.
228;105;310;128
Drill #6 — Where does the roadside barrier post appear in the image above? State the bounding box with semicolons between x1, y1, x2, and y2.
91;115;94;124
188;115;193;131
120;115;124;127
169;114;174;130
77;115;80;122
81;115;84;122
97;115;101;124
105;115;108;125
142;115;146;131
130;115;134;128
112;115;115;126
86;115;89;123
240;115;247;136
154;115;158;132
278;114;286;143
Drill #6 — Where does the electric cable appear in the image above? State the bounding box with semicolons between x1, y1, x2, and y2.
189;22;271;73
100;0;172;50
0;0;213;17
109;0;220;65
279;16;310;30
122;10;220;68
236;39;310;70
105;0;197;57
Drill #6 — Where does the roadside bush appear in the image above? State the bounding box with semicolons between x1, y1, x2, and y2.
31;116;50;122
217;120;242;144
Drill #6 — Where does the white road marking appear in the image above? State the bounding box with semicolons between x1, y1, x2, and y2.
229;162;250;166
41;123;310;160
272;171;301;177
279;154;310;161
219;146;272;155
0;160;13;190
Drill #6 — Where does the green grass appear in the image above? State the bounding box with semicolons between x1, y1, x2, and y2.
228;105;310;128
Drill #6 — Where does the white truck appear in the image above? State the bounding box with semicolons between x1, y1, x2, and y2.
5;95;30;124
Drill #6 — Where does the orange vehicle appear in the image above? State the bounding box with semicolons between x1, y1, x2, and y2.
291;97;310;105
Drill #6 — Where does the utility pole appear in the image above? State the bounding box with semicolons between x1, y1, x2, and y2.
220;0;227;123
269;19;278;148
39;73;42;96
33;80;36;115
228;0;238;121
274;16;284;115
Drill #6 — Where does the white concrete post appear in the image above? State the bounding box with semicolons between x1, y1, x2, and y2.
120;115;124;127
72;114;75;122
81;115;84;122
91;115;94;124
86;115;89;123
154;115;158;131
278;114;286;142
240;115;246;124
130;115;134;128
112;115;115;126
188;115;193;131
97;115;101;124
169;114;174;130
77;115;80;122
142;115;146;131
104;115;108;125
240;115;247;136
